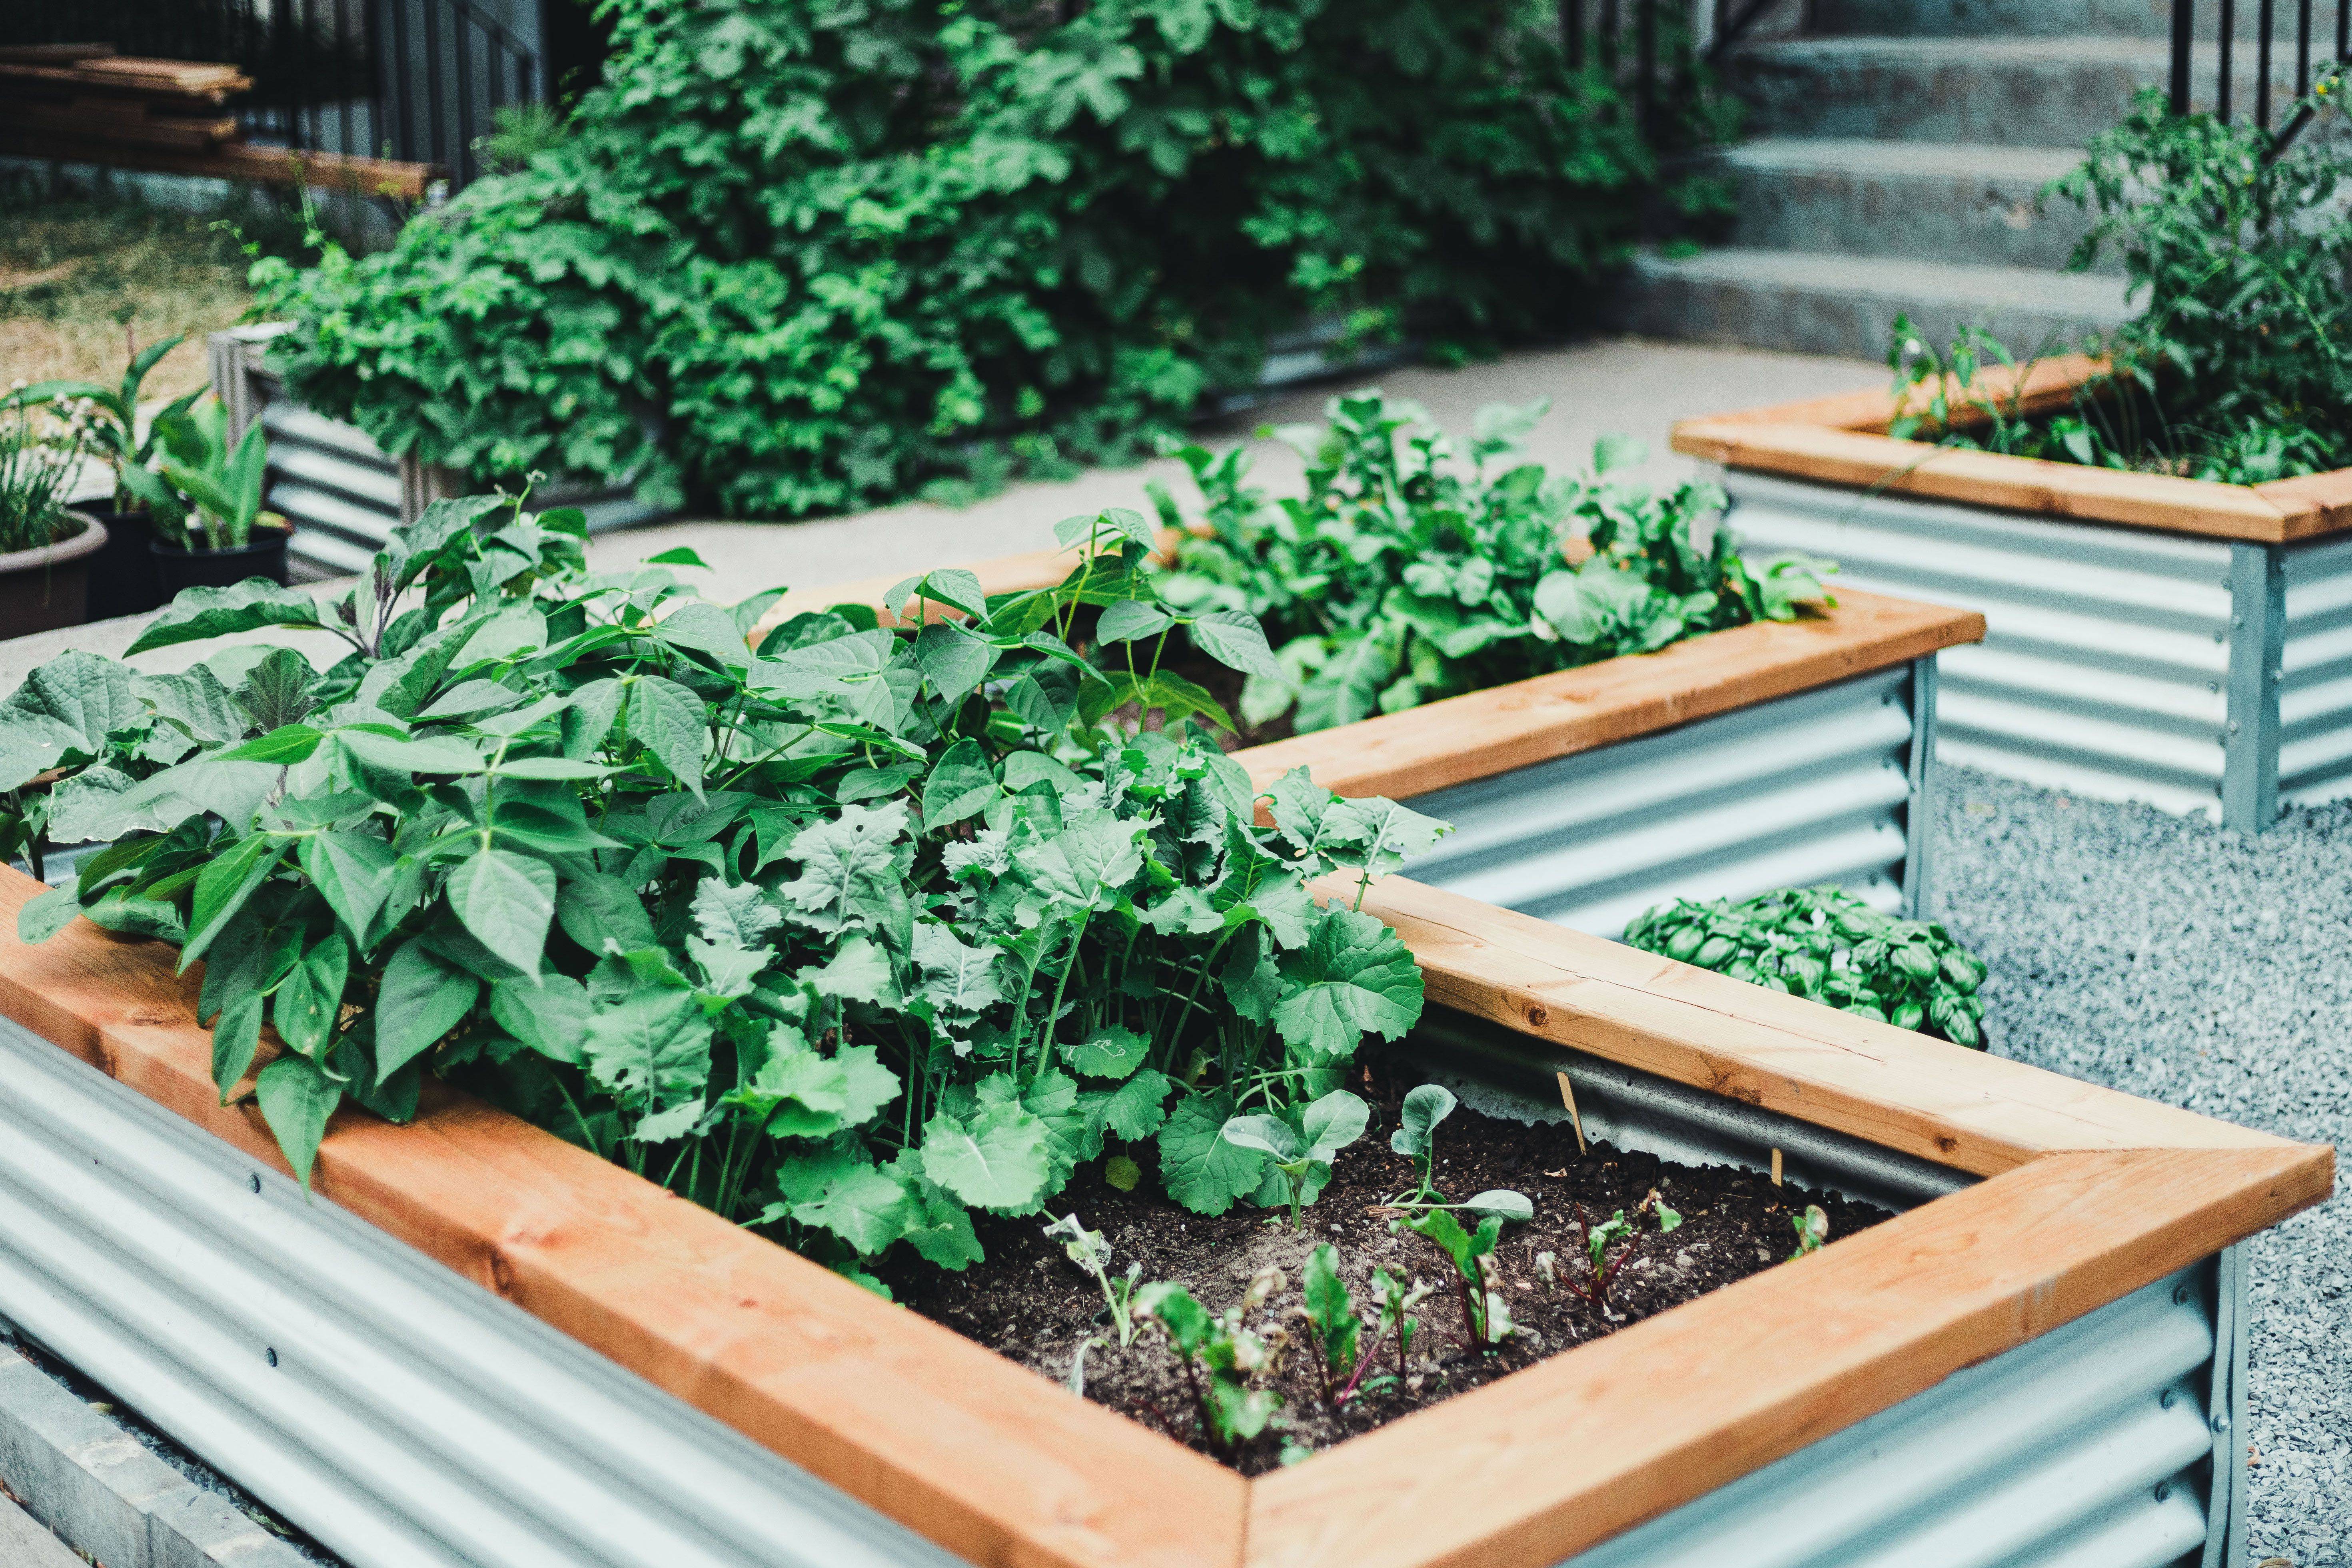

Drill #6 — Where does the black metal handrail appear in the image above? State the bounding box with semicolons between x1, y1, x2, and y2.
2169;0;2348;150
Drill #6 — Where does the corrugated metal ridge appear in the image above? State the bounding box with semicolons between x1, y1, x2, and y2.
0;1016;961;1568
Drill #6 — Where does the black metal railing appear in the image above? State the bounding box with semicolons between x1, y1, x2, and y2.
2169;0;2348;148
1561;0;1798;142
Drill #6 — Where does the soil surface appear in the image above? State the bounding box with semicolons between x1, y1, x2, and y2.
882;1066;1891;1474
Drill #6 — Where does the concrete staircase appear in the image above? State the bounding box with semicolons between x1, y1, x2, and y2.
1616;1;2220;360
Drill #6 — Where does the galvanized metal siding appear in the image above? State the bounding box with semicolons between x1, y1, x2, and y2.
1559;1266;2230;1568
0;1016;963;1568
2278;531;2352;808
1721;469;2239;819
1399;664;1921;938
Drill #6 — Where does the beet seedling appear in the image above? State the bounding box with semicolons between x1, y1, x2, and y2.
1569;1189;1681;1312
1043;1211;1144;1347
1370;1265;1431;1382
1137;1273;1283;1451
1789;1203;1830;1261
1398;1207;1519;1347
1219;1089;1370;1228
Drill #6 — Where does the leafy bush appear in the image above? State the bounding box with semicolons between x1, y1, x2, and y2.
1893;87;2352;484
1150;391;1834;733
0;501;1442;1289
1623;885;1987;1046
251;0;1667;517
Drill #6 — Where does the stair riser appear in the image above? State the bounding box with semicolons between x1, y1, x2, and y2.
1615;265;2124;361
1720;159;2112;271
1809;0;2347;42
1735;47;2312;145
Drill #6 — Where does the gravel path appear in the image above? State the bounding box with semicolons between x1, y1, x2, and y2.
1931;767;2351;1568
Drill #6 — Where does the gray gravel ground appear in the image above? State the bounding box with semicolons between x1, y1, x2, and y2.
1931;766;2352;1568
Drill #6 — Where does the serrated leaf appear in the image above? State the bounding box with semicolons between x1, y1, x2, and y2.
1158;1095;1268;1215
1097;1067;1174;1140
793;1167;913;1255
1270;906;1424;1061
582;983;713;1114
797;933;900;1006
1065;1023;1149;1079
912;922;1003;1014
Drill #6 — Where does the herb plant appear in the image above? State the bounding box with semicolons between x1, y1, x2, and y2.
1624;885;1988;1047
0;402;85;555
0;499;1442;1287
1153;391;1833;734
0;331;204;514
139;395;282;551
254;0;1679;517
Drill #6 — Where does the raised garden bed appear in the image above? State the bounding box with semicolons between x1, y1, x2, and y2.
753;557;1982;936
1673;355;2352;831
0;866;2326;1568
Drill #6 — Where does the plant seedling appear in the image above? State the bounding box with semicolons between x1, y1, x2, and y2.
1569;1189;1683;1312
1789;1203;1830;1261
1220;1089;1370;1228
1043;1212;1144;1347
1398;1207;1518;1348
1137;1271;1284;1451
1384;1081;1532;1222
1370;1265;1431;1382
1300;1243;1362;1402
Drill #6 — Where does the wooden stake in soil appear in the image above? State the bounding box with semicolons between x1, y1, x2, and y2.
1771;1147;1784;1187
1555;1071;1587;1157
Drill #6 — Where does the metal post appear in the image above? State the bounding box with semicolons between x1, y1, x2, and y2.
2196;1246;2251;1568
1901;654;1939;920
2258;0;2275;129
423;0;446;172
2221;543;2285;832
2298;0;2312;94
2340;0;2348;75
337;0;356;156
2172;0;2194;112
2222;0;2236;119
389;0;415;163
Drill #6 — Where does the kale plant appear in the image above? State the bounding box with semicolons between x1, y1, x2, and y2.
1624;885;1987;1047
0;500;1444;1288
1152;391;1832;734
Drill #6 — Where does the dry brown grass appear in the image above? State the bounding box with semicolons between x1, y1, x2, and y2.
0;191;273;401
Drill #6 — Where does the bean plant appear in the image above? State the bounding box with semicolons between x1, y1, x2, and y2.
0;498;1445;1288
1624;885;1988;1047
1152;391;1833;734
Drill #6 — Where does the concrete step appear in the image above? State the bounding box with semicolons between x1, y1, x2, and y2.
1809;0;2334;40
1732;36;2311;146
1713;139;2112;272
1614;246;2132;360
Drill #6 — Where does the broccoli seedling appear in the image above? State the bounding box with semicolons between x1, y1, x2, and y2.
1137;1273;1284;1451
1043;1211;1144;1347
1219;1089;1370;1229
1384;1081;1532;1223
1789;1203;1830;1261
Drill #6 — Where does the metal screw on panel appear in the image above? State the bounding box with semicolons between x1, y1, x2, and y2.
2161;1388;2177;1410
2174;1283;2192;1305
2233;614;2246;628
2154;1482;2171;1503
265;1347;279;1368
2212;1411;2231;1434
248;1174;261;1194
2229;720;2242;734
2209;681;2221;693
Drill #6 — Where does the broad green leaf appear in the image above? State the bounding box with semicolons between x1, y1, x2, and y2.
1014;808;1144;908
373;938;482;1075
489;972;591;1065
797;934;900;1007
236;648;318;732
921;737;996;828
256;1054;341;1191
920;1103;1053;1212
272;935;348;1059
208;987;264;1100
448;848;557;976
1392;1083;1457;1159
16;884;84;944
134;667;249;746
1158;1095;1269;1215
124;581;327;654
1219;1112;1303;1162
912;922;1003;1015
779;802;912;934
691;878;783;946
912;622;998;706
78;888;187;944
1298;1089;1369;1161
1096;1067;1174;1140
556;872;659;956
214;724;324;765
1065;1023;1148;1079
1096;598;1175;644
1188;609;1283;676
1462;1189;1534;1223
1322;797;1449;878
623;676;708;797
182;835;286;969
1270;907;1423;1061
582;983;713;1114
793;1167;913;1255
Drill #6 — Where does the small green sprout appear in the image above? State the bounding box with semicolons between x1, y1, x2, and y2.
1300;1244;1363;1402
1370;1265;1432;1381
1569;1189;1682;1312
1220;1089;1370;1229
1043;1211;1144;1347
1385;1082;1530;1222
1138;1269;1284;1452
1789;1203;1830;1261
1398;1206;1519;1348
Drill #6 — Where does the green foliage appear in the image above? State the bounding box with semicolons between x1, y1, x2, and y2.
1155;391;1833;734
251;0;1669;517
1789;1203;1829;1261
135;395;283;551
0;331;201;514
1217;1086;1368;1227
1044;1211;1145;1347
1623;885;1988;1047
1138;1269;1284;1450
1561;1189;1677;1312
1299;1243;1360;1395
2;500;1439;1284
0;401;84;555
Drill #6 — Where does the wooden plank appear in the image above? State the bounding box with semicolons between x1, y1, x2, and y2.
1236;588;1981;806
2252;467;2352;541
1691;354;2108;435
0;44;116;64
0;103;240;149
0;61;250;106
0;133;437;201
1349;876;2297;1175
0;868;1249;1568
1244;1142;2333;1568
1671;419;2312;543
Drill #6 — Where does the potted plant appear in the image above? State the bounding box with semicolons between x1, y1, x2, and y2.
136;394;295;596
0;399;107;636
755;394;1986;936
1;331;203;621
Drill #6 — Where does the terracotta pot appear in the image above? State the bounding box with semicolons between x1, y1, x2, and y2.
0;510;106;637
150;522;293;600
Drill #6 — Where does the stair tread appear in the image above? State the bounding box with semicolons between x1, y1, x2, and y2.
1746;34;2170;62
1717;138;2092;181
1631;247;2129;316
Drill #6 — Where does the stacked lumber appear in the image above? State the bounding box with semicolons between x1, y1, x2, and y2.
0;42;436;201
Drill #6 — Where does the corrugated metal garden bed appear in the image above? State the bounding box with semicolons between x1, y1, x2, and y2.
751;555;1983;937
1674;357;2352;832
0;869;2326;1568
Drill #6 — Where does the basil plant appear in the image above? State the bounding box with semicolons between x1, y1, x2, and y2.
0;499;1444;1289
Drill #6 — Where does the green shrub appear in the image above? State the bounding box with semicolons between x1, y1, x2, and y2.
0;501;1440;1287
252;0;1671;518
1150;390;1833;733
1623;886;1988;1047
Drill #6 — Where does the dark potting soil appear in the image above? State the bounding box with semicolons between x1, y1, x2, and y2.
881;1065;1893;1475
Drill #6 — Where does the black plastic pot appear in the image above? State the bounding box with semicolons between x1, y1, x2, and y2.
80;507;169;621
150;525;293;599
0;511;106;636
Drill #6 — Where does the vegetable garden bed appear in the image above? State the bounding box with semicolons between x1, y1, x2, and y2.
755;559;1981;936
0;868;2326;1568
1673;356;2352;831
